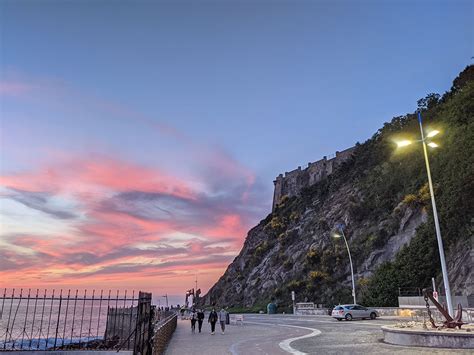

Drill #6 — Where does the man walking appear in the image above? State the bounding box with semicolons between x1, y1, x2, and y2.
190;308;197;333
197;309;205;333
219;307;228;334
208;307;218;334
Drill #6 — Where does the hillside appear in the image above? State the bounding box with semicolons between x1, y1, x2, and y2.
203;65;474;310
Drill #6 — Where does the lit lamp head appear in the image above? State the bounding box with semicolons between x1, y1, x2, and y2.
426;130;439;138
427;142;439;148
396;140;412;148
332;223;345;238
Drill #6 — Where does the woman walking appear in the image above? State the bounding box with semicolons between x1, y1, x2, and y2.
208;307;218;334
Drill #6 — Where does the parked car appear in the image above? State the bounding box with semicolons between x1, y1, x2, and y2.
331;304;378;321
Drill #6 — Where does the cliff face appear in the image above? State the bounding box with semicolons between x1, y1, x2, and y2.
204;180;429;308
203;65;474;309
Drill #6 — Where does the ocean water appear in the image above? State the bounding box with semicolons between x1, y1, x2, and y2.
0;297;136;350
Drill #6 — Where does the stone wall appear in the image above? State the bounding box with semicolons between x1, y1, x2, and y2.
152;314;177;355
272;146;355;210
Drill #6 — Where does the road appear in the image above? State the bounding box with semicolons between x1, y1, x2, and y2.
165;313;470;354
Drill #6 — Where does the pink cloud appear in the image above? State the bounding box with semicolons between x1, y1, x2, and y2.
0;151;262;294
203;214;249;241
0;154;196;199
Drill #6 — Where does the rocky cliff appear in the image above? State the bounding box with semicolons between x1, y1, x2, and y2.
203;65;474;310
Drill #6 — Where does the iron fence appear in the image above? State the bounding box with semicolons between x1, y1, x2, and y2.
398;287;442;297
0;288;152;353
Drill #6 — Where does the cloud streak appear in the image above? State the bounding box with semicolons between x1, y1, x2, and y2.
4;188;77;219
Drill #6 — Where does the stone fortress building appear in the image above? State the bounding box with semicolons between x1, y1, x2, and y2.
272;146;355;210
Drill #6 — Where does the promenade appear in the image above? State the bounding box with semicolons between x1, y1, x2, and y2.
165;317;306;355
165;314;473;354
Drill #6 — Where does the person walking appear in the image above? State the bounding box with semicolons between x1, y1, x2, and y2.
190;308;197;333
219;307;228;334
197;309;205;333
208;307;218;334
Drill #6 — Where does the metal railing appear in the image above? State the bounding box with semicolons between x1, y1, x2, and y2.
398;287;442;297
0;288;152;352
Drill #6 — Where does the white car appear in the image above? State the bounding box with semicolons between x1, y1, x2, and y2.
331;304;379;321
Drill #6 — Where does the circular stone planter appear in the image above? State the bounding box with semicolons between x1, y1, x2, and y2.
382;325;474;349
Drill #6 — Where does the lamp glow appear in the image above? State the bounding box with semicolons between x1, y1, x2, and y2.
427;130;440;138
428;142;438;148
396;140;412;148
333;233;341;238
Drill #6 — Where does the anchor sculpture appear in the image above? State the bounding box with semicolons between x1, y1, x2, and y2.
422;288;464;329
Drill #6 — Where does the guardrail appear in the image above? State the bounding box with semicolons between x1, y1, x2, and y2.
152;313;177;355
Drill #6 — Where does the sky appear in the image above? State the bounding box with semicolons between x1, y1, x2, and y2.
0;0;472;305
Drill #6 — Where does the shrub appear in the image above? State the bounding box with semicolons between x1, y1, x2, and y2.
309;270;329;282
287;280;304;292
306;249;320;265
290;211;300;222
254;241;269;258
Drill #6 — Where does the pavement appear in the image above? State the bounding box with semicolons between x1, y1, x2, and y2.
165;314;472;354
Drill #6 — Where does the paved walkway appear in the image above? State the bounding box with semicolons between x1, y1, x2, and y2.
165;314;473;354
165;317;312;355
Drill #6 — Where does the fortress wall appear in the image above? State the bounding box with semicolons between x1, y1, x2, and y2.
335;146;356;161
307;158;327;186
272;175;284;210
272;146;355;211
282;167;304;201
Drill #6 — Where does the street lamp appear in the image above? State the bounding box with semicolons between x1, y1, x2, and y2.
395;111;453;317
333;223;356;304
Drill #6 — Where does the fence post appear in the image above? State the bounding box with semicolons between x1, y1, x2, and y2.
134;291;152;355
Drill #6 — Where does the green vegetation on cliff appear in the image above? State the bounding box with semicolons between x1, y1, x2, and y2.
300;65;472;306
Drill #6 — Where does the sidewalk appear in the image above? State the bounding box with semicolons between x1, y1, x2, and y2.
164;318;307;355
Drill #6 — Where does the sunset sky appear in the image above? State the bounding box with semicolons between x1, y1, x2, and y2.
0;0;472;305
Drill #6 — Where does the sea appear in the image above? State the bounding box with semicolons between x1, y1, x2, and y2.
0;296;136;350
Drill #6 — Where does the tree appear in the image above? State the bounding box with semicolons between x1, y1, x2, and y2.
417;93;440;110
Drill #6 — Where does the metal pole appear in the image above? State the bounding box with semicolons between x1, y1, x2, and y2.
418;112;454;317
53;290;63;349
291;291;295;315
340;228;356;304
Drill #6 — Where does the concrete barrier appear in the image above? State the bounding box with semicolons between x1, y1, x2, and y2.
398;296;469;308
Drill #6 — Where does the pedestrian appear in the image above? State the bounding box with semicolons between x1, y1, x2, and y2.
197;309;205;333
190;308;197;333
208;307;218;334
219;306;228;334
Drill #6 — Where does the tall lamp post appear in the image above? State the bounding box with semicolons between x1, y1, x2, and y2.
395;111;453;316
333;223;356;304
